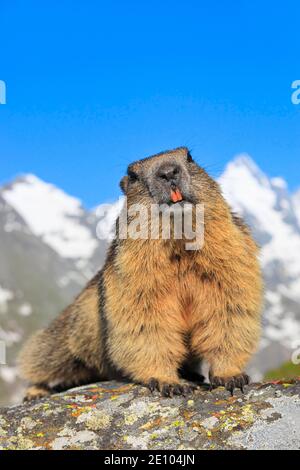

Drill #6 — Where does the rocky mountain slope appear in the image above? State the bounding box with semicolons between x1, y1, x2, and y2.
0;177;107;405
219;156;300;378
0;156;299;406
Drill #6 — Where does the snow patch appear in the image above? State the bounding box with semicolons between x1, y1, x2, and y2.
265;315;300;348
58;271;87;288
278;280;300;303
18;303;32;317
271;177;287;190
0;286;14;313
0;366;18;384
0;328;21;346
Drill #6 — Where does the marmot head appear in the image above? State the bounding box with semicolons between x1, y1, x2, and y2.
120;147;222;210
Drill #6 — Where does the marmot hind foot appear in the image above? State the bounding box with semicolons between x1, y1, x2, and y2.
209;372;250;396
23;384;52;402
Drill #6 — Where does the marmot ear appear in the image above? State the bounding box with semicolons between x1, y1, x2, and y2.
120;176;129;194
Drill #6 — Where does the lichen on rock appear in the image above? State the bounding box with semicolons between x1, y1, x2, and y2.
0;380;299;450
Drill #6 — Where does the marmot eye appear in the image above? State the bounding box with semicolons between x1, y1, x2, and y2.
187;152;194;163
128;169;139;182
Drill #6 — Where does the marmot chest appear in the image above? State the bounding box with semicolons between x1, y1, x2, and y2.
171;258;210;330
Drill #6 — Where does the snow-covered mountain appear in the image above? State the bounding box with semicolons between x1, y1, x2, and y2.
0;178;108;405
1;175;108;279
220;156;300;286
219;155;300;378
3;174;97;260
0;156;299;405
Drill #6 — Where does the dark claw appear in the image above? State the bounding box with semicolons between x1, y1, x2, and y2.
226;380;235;396
237;377;244;393
210;376;221;390
214;377;221;387
148;378;159;393
184;384;197;395
181;385;189;397
162;384;172;397
173;384;183;396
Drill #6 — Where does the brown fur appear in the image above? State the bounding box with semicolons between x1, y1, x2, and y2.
18;147;263;400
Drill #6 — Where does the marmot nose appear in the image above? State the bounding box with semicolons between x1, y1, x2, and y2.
157;164;181;185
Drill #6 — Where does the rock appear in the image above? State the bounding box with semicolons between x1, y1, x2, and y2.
0;380;299;450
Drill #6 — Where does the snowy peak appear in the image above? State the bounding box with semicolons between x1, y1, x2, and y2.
1;174;98;259
219;154;279;236
220;155;300;303
220;155;300;234
221;153;271;190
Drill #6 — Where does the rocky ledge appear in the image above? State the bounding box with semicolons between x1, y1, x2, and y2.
0;379;299;450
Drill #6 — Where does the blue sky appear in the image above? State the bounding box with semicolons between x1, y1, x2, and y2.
0;0;299;207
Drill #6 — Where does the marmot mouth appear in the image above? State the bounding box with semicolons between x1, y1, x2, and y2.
170;188;183;203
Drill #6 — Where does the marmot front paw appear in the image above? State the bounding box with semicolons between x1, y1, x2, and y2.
23;385;51;402
147;377;197;397
209;373;250;396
